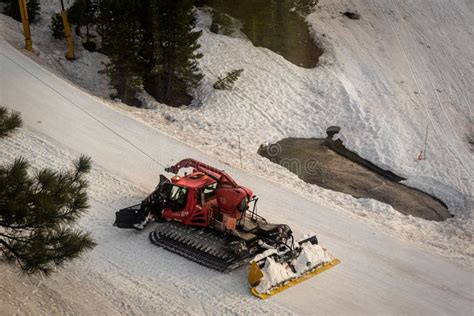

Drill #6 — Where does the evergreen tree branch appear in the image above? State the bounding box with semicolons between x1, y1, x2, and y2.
0;147;95;274
0;107;22;138
0;232;29;243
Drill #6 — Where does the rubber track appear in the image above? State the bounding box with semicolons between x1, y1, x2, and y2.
149;223;250;272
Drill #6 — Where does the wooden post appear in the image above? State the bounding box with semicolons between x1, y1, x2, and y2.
60;0;75;60
18;0;34;52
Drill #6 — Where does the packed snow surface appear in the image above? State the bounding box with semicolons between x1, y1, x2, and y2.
1;0;473;314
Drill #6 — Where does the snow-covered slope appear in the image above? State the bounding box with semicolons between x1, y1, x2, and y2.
125;3;474;265
133;1;473;219
0;1;112;99
307;0;473;214
1;40;473;314
1;0;472;268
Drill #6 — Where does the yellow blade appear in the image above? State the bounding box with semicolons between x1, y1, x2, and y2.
248;261;264;287
250;258;341;299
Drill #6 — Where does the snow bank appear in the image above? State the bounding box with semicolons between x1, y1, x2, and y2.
292;243;332;275
255;243;332;294
255;258;295;293
251;248;278;263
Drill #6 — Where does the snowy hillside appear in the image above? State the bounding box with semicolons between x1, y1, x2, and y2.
0;0;112;99
0;0;473;314
308;0;473;213
1;41;473;314
106;1;474;264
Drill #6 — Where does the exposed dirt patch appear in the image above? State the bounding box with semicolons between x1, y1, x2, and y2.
258;137;451;221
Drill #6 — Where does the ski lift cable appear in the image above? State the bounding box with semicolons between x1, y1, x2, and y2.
1;51;166;168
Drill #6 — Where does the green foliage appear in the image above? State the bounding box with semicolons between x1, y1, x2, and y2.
205;0;321;68
0;106;22;138
68;0;98;41
27;0;39;21
51;1;98;43
3;0;41;23
97;0;203;106
213;69;244;90
0;110;95;275
50;13;64;40
0;155;96;275
68;0;97;27
97;0;147;105
143;0;203;105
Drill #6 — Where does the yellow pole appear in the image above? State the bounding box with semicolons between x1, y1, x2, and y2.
18;0;34;52
59;0;74;60
61;10;75;60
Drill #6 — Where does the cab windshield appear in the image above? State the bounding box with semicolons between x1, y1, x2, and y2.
166;185;188;212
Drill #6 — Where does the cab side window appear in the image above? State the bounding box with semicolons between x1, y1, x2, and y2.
203;183;217;200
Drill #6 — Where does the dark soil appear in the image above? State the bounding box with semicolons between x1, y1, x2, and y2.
258;138;451;221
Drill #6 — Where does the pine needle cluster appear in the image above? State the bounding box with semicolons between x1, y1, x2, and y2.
213;69;244;90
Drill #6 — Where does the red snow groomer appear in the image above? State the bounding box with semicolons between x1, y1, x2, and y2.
114;158;339;298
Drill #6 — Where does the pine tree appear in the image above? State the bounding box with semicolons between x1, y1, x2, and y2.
97;0;146;105
0;107;96;275
68;0;98;43
50;1;99;50
96;0;203;106
50;13;64;40
3;0;41;23
3;0;22;22
213;69;244;90
27;0;39;22
143;0;203;106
